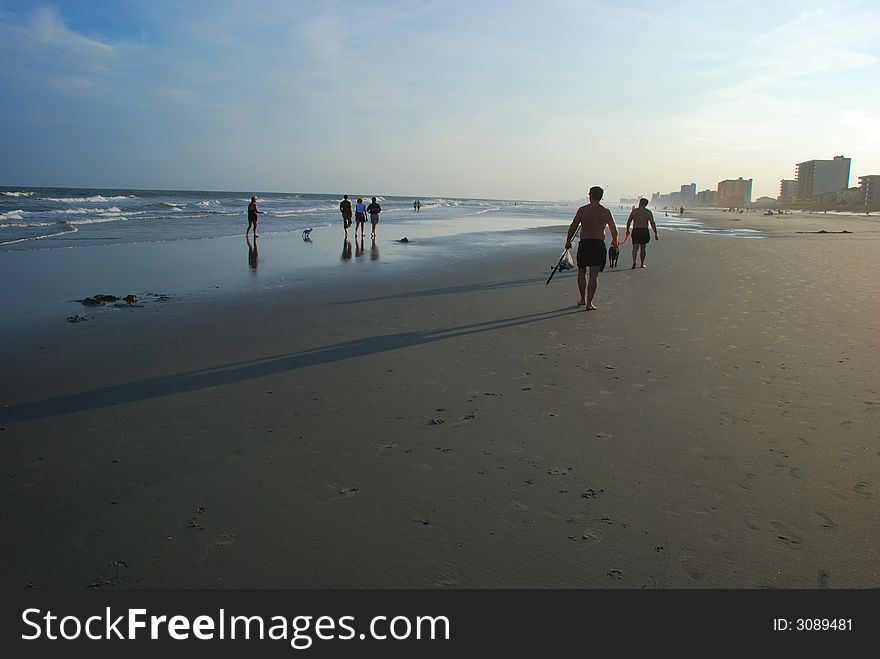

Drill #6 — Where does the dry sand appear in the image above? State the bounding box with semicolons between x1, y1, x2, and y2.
1;213;878;588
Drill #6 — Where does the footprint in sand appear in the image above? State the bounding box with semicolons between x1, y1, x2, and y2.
853;481;872;498
320;482;360;503
212;531;237;548
435;571;461;586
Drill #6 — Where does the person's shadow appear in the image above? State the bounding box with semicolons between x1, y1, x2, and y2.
246;235;258;271
355;235;364;258
341;237;352;261
370;236;379;261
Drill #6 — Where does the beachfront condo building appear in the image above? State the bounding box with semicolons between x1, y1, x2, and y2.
696;189;717;205
778;179;799;203
794;156;851;202
717;177;752;208
680;183;696;204
858;175;880;206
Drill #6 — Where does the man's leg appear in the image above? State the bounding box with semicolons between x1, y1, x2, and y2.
631;243;638;269
640;245;647;267
576;267;587;306
586;265;600;310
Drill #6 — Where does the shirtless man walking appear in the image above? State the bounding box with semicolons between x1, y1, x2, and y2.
625;198;659;269
564;186;619;310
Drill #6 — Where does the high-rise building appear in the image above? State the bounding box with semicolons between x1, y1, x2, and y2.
717;178;752;207
680;183;696;205
696;189;717;205
795;156;851;202
778;179;798;203
859;175;880;205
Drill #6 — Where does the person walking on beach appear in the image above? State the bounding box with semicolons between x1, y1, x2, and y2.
354;197;367;238
339;195;353;233
564;186;619;310
246;196;264;238
367;196;382;238
625;198;659;269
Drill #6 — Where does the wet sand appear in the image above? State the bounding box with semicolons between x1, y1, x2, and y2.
1;218;878;588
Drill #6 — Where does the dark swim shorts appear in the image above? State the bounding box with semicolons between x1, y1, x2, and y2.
577;239;607;269
631;228;651;245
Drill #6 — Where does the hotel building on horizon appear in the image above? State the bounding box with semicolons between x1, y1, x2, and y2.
859;175;880;206
778;179;798;203
794;156;851;203
717;177;752;208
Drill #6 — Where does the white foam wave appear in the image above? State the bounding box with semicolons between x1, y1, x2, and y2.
1;191;34;197
1;210;25;220
0;225;77;245
197;200;221;207
42;195;134;203
0;221;55;228
270;207;322;217
67;216;127;225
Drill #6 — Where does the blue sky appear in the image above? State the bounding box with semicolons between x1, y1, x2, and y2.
1;0;878;200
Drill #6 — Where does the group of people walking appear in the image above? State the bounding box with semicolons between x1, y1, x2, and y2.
339;195;382;238
564;187;659;310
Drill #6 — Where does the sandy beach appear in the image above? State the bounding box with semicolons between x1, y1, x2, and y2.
1;211;879;589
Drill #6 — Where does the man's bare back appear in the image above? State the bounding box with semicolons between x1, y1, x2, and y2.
627;206;655;230
570;203;617;241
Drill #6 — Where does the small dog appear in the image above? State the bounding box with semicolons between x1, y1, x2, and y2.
608;244;620;268
302;227;314;239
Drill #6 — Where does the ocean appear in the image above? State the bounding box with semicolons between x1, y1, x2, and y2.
0;187;761;249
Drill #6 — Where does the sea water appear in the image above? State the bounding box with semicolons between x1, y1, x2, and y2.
1;187;759;249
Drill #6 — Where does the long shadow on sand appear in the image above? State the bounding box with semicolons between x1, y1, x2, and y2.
330;274;549;305
1;307;578;424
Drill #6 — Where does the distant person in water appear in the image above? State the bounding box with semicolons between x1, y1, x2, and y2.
416;200;421;212
626;198;659;269
564;186;619;310
246;196;264;238
367;196;382;238
354;197;367;238
413;200;418;212
679;206;684;217
339;195;353;233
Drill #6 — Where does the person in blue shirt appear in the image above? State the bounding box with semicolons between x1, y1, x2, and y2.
354;197;367;238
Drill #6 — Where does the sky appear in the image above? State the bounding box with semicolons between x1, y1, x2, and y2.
1;0;879;201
